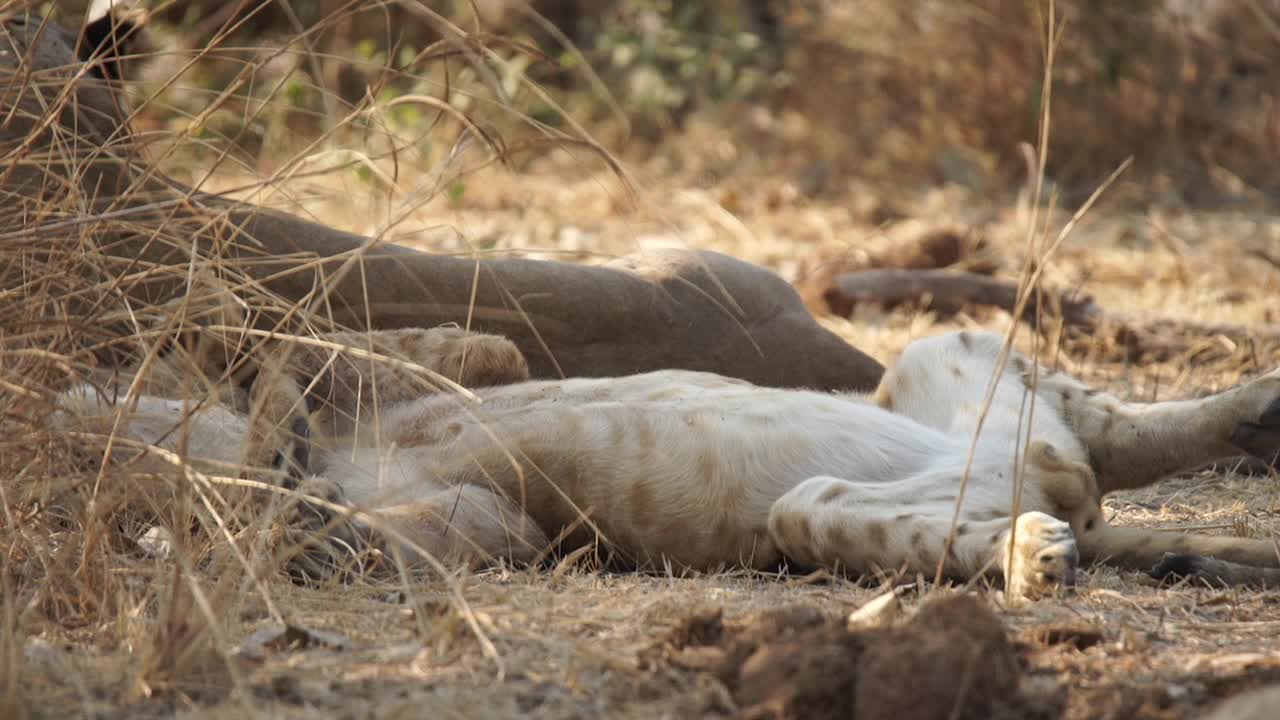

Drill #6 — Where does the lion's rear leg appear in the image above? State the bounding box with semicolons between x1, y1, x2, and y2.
872;331;1085;458
1070;515;1280;576
879;331;1280;493
766;476;1078;600
1149;552;1280;588
1038;367;1280;493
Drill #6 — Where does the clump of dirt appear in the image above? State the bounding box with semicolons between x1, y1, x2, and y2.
1021;623;1107;651
654;593;1060;720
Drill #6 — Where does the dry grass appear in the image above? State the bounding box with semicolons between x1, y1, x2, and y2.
4;2;1280;719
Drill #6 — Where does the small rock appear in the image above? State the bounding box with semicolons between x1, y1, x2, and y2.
137;526;173;559
236;623;351;661
23;638;62;666
846;588;906;630
1024;623;1105;651
1203;685;1280;720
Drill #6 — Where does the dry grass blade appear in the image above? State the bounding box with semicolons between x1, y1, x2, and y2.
6;3;1280;719
0;3;616;708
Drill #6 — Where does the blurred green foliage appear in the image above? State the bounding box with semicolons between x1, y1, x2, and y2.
41;0;1280;204
582;0;778;130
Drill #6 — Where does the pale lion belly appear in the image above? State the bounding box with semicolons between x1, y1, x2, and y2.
330;374;959;569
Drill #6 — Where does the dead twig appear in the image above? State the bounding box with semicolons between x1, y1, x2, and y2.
827;268;1280;358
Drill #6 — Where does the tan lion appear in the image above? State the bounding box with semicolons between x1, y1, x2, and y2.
59;326;1280;599
17;13;1280;597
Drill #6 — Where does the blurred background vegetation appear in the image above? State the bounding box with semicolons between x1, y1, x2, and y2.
45;0;1280;207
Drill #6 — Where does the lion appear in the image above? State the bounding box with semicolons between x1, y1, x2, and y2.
0;11;883;394
14;12;1280;596
58;325;1280;599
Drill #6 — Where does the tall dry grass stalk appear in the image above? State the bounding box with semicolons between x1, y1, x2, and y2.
4;3;1276;716
0;2;624;711
934;0;1133;599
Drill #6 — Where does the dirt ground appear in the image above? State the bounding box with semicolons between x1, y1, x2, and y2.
9;3;1280;717
13;127;1280;719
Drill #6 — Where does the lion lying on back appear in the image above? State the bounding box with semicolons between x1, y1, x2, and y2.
60;325;1280;599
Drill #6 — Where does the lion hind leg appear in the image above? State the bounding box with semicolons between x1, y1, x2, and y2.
1033;366;1280;494
1078;519;1280;574
1149;552;1280;588
880;331;1280;493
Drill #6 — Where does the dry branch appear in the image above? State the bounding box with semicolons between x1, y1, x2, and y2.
796;227;998;316
826;269;1280;359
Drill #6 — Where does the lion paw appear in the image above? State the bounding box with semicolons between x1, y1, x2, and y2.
1150;552;1231;588
1230;370;1280;462
279;477;373;582
440;334;530;388
1002;511;1078;601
